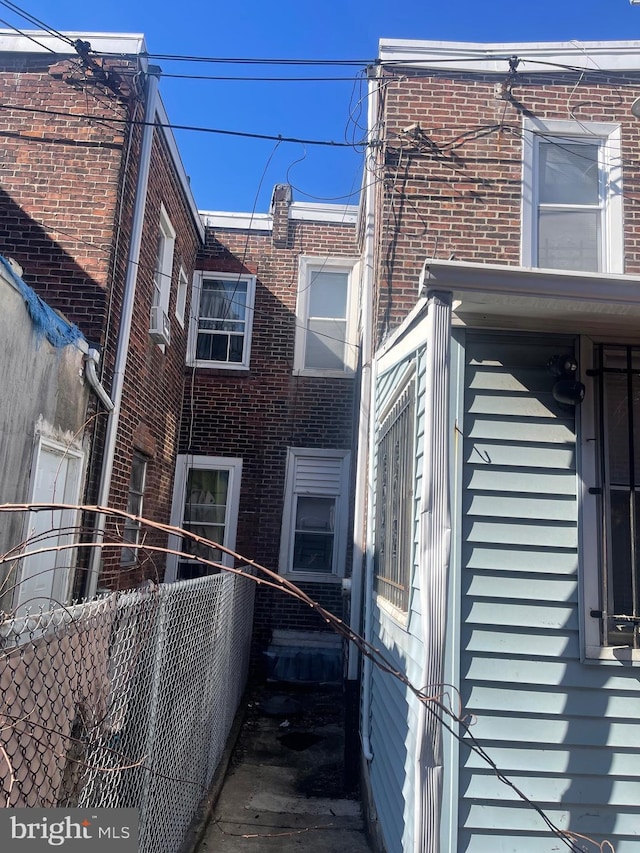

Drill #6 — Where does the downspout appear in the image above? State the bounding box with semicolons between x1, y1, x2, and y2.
84;349;115;412
86;69;160;598
414;290;453;853
348;67;380;762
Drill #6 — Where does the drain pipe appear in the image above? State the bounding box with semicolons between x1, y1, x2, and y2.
84;349;114;412
348;68;380;763
86;69;160;598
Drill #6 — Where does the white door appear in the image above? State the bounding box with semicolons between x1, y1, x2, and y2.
14;438;84;613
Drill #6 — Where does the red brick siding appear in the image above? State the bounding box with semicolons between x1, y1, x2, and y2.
374;69;640;341
183;218;358;646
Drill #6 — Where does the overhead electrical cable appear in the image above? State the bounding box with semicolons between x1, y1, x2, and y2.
0;102;360;147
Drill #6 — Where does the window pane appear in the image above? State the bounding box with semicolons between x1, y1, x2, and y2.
308;270;348;318
293;532;334;572
538;209;600;271
305;319;346;370
186;469;229;506
182;468;229;567
296;496;335;532
609;490;634;615
201;279;247;322
539;141;599;205
293;496;335;573
604;373;630;487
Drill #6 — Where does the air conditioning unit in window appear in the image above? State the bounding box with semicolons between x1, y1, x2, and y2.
149;305;171;346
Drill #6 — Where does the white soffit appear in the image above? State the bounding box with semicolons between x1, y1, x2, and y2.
378;39;640;73
421;259;640;330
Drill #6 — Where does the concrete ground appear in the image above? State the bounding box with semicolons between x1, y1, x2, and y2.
196;684;373;852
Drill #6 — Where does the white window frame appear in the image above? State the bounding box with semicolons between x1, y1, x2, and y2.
279;447;350;582
521;118;622;274
580;336;640;662
153;203;176;316
187;271;256;370
293;256;359;378
166;455;242;581
175;265;188;328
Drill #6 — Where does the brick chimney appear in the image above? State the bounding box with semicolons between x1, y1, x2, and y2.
270;184;292;248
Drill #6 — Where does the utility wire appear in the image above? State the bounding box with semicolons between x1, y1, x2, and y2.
0;103;359;148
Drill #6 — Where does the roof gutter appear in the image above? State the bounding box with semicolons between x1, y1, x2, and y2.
86;69;160;598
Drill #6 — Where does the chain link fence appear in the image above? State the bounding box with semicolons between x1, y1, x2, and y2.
0;571;255;853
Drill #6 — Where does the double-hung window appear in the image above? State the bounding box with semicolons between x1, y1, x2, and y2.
522;118;622;274
279;448;350;580
188;272;255;369
121;452;147;566
294;256;358;377
167;455;242;581
374;374;416;613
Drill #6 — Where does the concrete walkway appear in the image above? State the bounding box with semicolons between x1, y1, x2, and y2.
196;684;373;852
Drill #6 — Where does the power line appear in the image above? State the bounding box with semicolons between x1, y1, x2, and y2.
0;102;360;148
0;0;75;46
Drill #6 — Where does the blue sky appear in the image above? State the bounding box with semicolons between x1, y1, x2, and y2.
4;0;640;211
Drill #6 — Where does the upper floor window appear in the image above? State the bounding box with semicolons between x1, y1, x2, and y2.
188;272;255;369
522;119;622;274
294;256;358;377
153;204;176;314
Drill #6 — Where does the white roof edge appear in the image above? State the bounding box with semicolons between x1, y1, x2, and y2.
379;38;640;73
420;258;640;303
0;29;147;56
290;201;358;224
199;212;272;231
199;203;358;230
154;96;204;242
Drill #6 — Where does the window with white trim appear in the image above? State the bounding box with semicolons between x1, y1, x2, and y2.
294;256;358;377
188;272;255;369
152;204;176;315
279;448;350;579
167;455;242;581
522;119;622;274
121;452;147;566
582;342;640;659
374;376;416;612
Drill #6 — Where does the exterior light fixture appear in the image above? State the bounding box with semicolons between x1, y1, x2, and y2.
632;97;640;118
547;354;585;406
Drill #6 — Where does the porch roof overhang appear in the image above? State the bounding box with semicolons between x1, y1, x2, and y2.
420;259;640;335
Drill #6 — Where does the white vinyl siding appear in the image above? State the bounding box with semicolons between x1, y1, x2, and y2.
279;448;350;580
522;118;622;274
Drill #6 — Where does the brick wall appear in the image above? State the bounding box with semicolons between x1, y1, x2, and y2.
0;51;201;592
374;68;640;342
182;211;358;650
